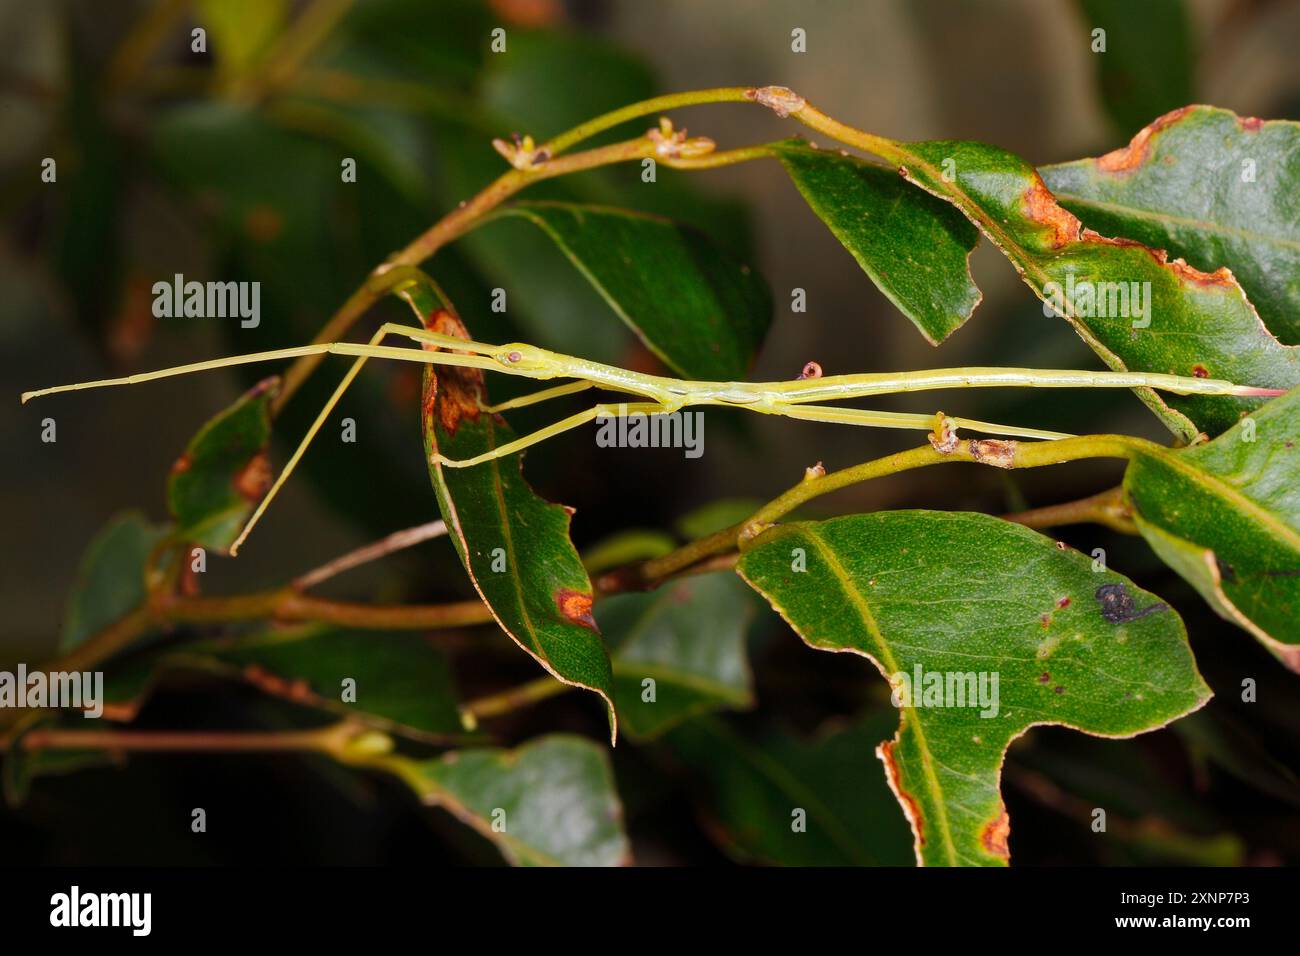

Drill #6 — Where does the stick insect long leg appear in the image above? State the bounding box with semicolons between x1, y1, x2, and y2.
19;332;505;405
232;322;455;553
233;325;650;551
763;367;1283;405
771;402;1073;440
434;401;671;470
481;380;595;413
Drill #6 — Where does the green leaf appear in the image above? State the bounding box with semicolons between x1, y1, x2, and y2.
60;512;167;654
769;139;981;344
736;511;1209;866
892;139;1300;439
1076;0;1194;136
404;284;616;739
598;572;756;739
195;626;466;741
167;376;277;554
666;713;915;866
97;625;467;742
1041;105;1300;344
1124;387;1300;670
483;201;772;380
373;735;630;866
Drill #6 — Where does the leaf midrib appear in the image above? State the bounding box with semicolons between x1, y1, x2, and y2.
802;527;959;866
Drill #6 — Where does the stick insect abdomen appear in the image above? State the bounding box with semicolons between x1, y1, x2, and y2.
758;366;1277;404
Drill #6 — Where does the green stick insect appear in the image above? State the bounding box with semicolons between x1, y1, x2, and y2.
21;267;1283;555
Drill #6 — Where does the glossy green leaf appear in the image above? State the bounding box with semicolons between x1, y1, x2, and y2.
403;283;616;739
371;735;630;866
482;201;771;380
193;625;466;741
666;713;914;866
1124;387;1300;670
166;376;277;554
736;511;1209;866
1076;0;1194;136
598;572;756;739
60;512;167;654
1041;105;1300;344
769;139;981;344
893;139;1300;439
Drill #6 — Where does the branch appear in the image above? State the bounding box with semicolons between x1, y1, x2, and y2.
1001;486;1138;535
600;434;1147;590
293;519;448;590
273;134;688;411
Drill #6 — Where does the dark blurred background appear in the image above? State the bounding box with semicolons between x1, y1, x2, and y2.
2;0;1298;865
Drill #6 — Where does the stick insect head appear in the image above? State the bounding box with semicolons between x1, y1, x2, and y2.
492;343;556;377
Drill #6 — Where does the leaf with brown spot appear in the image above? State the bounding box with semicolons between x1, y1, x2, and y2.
736;511;1209;866
1042;106;1300;345
400;279;617;740
887;137;1300;440
166;377;278;554
91;625;470;744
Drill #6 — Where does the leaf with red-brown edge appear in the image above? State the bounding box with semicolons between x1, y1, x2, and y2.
888;138;1300;440
1041;105;1300;345
736;511;1209;866
395;277;616;741
167;377;278;554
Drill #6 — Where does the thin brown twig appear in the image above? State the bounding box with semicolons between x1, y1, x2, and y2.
293;519;449;590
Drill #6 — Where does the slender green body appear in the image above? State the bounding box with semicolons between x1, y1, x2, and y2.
20;322;1282;553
